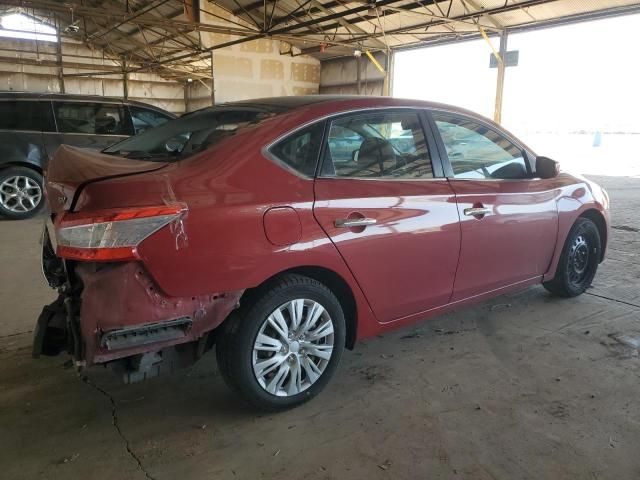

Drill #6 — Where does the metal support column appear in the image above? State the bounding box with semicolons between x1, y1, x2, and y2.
184;81;191;113
494;31;508;124
385;50;395;97
56;32;65;94
356;55;361;95
122;59;128;99
210;52;215;105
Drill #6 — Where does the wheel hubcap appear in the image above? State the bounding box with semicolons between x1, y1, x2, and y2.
569;234;590;284
0;175;42;213
252;299;334;397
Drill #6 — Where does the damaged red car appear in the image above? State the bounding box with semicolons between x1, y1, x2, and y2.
34;96;610;411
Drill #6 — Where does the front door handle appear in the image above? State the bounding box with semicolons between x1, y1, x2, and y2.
464;207;492;217
335;218;377;228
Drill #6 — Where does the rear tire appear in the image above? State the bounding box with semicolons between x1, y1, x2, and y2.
543;217;601;297
0;166;44;220
216;274;346;411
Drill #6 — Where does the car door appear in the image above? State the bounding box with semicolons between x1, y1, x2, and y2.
313;109;461;323
0;99;55;169
52;101;129;151
430;111;559;301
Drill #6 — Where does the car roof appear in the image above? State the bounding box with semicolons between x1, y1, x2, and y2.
219;96;532;156
220;95;487;121
0;91;175;115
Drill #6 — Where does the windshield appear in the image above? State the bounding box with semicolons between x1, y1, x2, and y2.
103;107;274;161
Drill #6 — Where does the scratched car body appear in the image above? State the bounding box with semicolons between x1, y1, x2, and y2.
34;96;610;411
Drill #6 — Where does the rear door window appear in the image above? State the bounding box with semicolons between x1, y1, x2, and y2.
53;102;127;135
0;100;55;131
129;106;173;134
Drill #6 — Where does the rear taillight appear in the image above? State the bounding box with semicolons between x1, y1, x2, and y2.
54;204;186;262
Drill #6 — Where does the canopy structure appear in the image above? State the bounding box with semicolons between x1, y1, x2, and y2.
0;0;638;79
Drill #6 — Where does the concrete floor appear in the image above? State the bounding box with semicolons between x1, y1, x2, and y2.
1;175;639;480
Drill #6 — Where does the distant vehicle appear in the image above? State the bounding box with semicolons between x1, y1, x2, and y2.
0;92;176;219
34;96;610;411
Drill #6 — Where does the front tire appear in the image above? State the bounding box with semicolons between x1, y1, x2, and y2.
0;166;44;220
543;217;601;297
216;274;346;411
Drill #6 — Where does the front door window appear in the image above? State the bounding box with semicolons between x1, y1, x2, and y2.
433;113;529;180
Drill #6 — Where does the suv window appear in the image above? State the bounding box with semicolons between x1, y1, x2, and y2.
321;111;433;179
269;123;324;177
0;100;55;132
433;113;529;180
54;102;126;135
129;106;173;134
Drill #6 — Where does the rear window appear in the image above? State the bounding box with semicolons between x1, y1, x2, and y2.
0;100;55;132
103;107;274;161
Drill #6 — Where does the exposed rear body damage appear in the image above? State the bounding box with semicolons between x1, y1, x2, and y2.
36;235;243;379
36;144;244;379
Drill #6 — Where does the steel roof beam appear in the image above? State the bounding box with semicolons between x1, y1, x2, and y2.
86;0;172;42
267;0;409;35
298;0;556;45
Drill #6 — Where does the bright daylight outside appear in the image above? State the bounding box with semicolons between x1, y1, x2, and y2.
394;13;640;177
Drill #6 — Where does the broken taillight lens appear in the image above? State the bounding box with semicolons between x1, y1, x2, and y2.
54;205;186;262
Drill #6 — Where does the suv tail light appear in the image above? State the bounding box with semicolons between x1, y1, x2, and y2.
54;205;186;262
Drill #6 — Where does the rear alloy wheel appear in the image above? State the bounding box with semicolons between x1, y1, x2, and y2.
0;167;44;220
216;274;345;411
543;217;601;297
253;299;335;396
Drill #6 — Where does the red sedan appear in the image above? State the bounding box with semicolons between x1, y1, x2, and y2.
35;96;610;410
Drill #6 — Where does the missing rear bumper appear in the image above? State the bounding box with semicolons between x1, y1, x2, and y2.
32;294;83;361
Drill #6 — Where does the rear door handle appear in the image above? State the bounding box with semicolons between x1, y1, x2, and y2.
464;207;492;217
335;218;377;228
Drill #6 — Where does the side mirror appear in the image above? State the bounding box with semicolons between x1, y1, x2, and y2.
351;149;359;163
536;156;560;179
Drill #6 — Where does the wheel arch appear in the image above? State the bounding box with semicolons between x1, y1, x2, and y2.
239;265;358;350
580;208;607;262
0;161;43;175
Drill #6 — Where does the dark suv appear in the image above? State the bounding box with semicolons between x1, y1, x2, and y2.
0;92;175;219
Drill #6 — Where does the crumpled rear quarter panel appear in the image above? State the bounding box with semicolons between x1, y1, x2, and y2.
75;262;242;364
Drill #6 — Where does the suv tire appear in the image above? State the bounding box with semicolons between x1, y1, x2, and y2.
0;166;45;220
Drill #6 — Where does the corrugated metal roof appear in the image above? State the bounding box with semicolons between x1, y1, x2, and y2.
1;0;638;72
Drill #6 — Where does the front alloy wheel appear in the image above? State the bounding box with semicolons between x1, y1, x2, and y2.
217;274;345;411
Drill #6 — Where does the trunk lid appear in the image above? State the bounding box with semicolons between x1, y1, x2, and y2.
45;145;168;213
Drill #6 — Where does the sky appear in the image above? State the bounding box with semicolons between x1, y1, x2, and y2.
394;13;640;135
